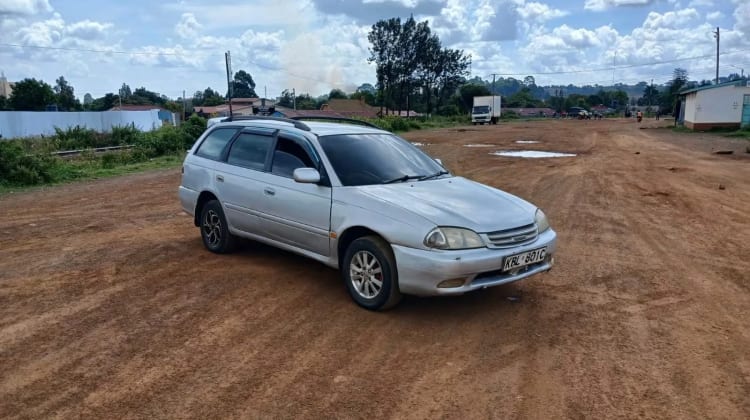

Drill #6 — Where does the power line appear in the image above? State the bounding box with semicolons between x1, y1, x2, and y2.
0;42;218;56
490;47;750;76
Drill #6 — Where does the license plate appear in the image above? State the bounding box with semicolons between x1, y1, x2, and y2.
502;247;547;272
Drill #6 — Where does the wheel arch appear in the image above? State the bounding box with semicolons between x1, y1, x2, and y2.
337;226;389;269
194;191;219;226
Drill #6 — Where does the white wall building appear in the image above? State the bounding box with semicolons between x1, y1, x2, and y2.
0;72;13;98
680;80;750;130
0;110;171;139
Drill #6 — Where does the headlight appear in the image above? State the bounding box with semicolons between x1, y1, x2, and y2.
535;209;550;233
424;227;484;250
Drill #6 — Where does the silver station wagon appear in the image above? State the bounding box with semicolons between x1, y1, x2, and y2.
179;116;557;310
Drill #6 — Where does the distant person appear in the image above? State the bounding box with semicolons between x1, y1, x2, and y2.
636;110;643;123
655;110;660;120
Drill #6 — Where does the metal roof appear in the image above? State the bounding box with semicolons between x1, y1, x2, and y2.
679;79;748;95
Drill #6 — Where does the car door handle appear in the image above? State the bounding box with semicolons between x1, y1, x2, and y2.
264;187;275;196
216;175;224;182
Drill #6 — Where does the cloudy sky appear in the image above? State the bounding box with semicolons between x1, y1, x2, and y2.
0;0;748;99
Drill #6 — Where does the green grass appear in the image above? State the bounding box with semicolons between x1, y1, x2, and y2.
726;128;750;139
0;153;184;196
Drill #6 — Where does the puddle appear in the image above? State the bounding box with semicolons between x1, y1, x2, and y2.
411;142;429;146
515;140;539;144
464;144;496;147
491;150;577;158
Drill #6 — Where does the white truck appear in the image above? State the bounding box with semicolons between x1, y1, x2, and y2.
472;96;502;125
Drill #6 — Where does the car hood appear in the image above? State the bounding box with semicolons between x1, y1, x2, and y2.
357;177;537;232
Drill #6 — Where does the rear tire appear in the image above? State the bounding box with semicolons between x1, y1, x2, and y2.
342;236;402;311
199;200;236;254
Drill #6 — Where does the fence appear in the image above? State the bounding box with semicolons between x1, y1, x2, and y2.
0;110;176;139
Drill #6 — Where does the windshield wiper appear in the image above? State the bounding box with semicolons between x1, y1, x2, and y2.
418;170;449;181
382;174;423;184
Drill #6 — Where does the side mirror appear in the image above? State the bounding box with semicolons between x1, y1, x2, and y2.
293;168;321;184
434;158;443;166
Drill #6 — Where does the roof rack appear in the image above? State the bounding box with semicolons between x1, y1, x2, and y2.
290;116;381;129
222;115;311;131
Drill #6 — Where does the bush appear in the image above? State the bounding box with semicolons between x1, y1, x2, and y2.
181;114;207;149
501;110;519;120
111;125;142;145
53;126;109;150
0;141;59;185
134;125;188;158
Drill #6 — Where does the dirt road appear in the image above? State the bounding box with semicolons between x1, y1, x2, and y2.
1;119;748;419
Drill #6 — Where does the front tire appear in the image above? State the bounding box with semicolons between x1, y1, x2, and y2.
343;236;402;311
200;200;236;254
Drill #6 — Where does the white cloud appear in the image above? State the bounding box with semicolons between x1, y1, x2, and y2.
174;13;202;39
705;11;722;20
734;1;750;35
642;8;698;30
584;0;655;12
66;20;113;41
518;2;568;22
0;0;51;15
552;25;601;48
687;0;713;7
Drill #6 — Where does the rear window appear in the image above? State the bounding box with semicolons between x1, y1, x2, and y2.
227;133;273;170
195;128;238;160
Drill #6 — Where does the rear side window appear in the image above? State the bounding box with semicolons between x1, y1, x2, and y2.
227;133;273;170
195;128;238;160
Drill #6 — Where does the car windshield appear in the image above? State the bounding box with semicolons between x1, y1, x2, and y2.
472;106;489;114
318;133;448;186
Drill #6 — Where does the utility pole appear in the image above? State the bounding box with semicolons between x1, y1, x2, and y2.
225;51;233;118
182;90;186;123
649;79;653;108
489;73;501;96
489;73;500;122
713;27;720;85
292;88;296;110
613;51;616;86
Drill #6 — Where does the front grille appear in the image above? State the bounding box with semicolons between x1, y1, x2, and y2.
484;223;538;248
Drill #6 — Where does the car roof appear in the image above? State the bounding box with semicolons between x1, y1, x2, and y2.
210;119;389;137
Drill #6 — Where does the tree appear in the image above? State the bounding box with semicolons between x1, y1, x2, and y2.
294;93;318;110
456;84;491;113
368;16;469;115
229;70;257;98
506;87;539;108
523;75;536;87
83;93;93;106
89;93;119;111
120;83;132;99
350;90;376;105
277;89;295;108
659;68;688;115
192;90;204;106
641;84;659;107
202;87;225;106
54;76;81;111
328;89;347;100
0;95;8;110
9;78;55;111
130;87;165;105
357;83;376;94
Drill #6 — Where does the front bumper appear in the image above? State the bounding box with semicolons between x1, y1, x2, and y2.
392;228;557;296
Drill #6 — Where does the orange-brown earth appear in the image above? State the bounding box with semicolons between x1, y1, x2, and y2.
1;119;748;419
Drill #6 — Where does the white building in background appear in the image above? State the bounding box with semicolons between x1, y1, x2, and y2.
679;80;750;130
0;72;13;98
